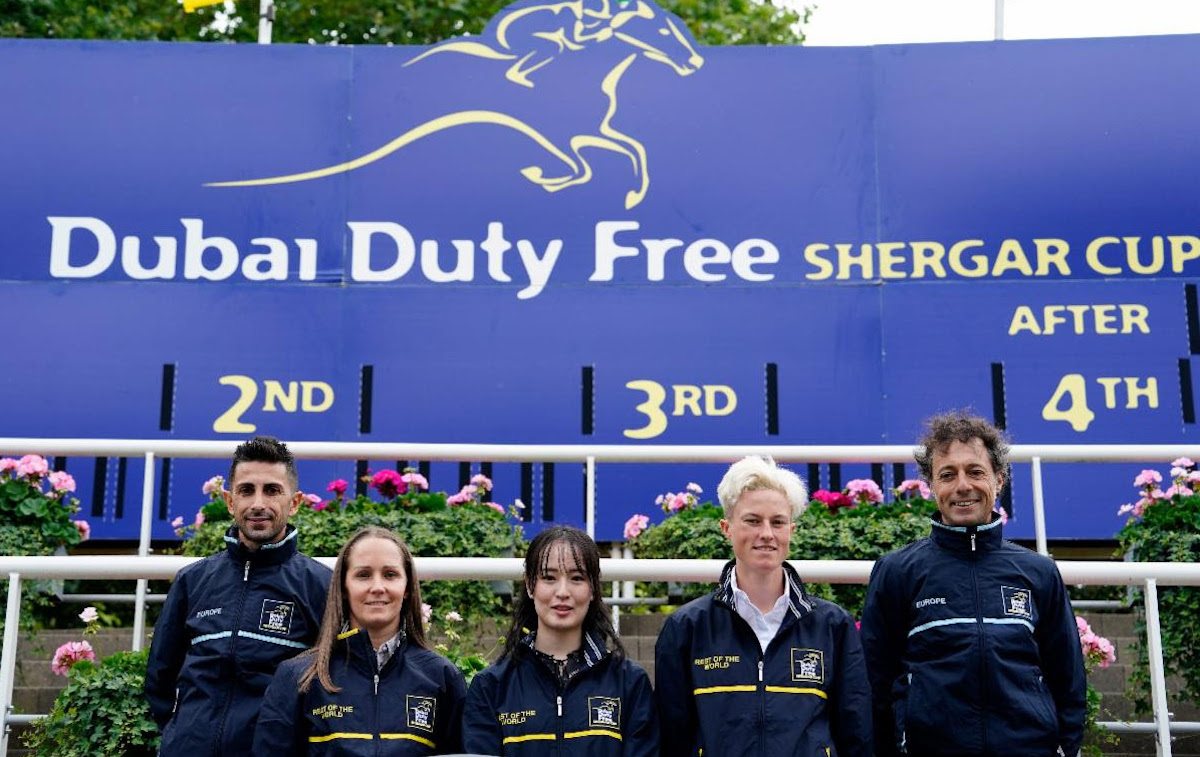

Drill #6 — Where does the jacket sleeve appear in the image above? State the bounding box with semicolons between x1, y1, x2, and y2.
829;611;874;757
860;555;906;757
144;570;191;729
654;615;698;757
623;663;660;757
461;668;504;756
439;663;468;755
251;660;307;755
1037;563;1087;757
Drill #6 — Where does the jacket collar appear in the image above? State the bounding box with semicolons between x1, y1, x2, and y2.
336;626;408;674
520;628;609;669
929;511;1004;553
223;523;300;565
714;559;813;621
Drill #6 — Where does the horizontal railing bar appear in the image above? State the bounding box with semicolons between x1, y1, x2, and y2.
2;438;1199;464
1098;721;1200;733
59;594;167;604
1;556;1198;585
1069;600;1126;610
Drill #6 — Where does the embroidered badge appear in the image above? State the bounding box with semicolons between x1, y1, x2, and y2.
791;648;825;684
1001;585;1033;619
258;600;294;634
407;695;436;732
588;696;621;730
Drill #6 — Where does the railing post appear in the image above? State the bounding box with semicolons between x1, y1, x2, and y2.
1030;456;1049;556
585;456;596;539
609;545;621;634
1144;578;1174;757
132;452;156;652
1;573;24;757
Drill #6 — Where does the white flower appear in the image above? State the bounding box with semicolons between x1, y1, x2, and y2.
78;606;99;624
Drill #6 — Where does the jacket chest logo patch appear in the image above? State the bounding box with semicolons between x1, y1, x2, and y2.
791;648;825;684
259;599;294;634
1001;586;1032;619
588;696;621;730
407;695;436;732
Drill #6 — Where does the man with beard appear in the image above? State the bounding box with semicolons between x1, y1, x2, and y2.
146;436;332;756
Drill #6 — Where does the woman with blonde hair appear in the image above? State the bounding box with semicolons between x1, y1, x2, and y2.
254;526;466;755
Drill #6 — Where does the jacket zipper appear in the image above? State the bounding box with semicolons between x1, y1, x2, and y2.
214;558;252;753
970;547;989;751
374;671;381;757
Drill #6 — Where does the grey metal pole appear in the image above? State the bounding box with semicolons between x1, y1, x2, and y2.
257;0;274;44
586;456;596;539
132;452;156;652
1144;578;1174;756
0;573;24;757
1031;456;1049;555
994;0;1006;41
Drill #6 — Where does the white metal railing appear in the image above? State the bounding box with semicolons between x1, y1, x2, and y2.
2;556;1200;756
2;438;1199;756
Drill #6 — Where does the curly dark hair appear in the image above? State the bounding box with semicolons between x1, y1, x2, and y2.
914;410;1010;488
228;435;298;490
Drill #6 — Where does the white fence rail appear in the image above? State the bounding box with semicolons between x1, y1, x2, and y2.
2;438;1200;756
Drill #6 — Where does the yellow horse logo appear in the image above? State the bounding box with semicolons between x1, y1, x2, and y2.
208;0;703;209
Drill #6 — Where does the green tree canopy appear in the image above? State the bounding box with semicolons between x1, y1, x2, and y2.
0;0;809;45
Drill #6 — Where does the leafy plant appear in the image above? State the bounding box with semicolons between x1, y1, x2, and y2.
628;479;938;617
1116;458;1200;714
177;470;524;622
1075;615;1119;756
426;608;493;685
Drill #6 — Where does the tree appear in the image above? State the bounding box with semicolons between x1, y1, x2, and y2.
0;0;808;45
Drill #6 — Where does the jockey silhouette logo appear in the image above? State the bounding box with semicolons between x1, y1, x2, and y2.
208;0;703;210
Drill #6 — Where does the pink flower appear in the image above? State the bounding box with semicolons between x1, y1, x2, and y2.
303;493;322;507
1172;457;1195;469
445;611;463;623
486;501;506;515
995;508;1009;525
201;475;224;496
1075;616;1091;634
0;458;17;474
79;606;99;624
446;492;468;506
667;493;690;513
48;470;76;493
654;494;665;506
16;454;48;479
895;479;931;500
686;482;703;495
845;479;884;505
1165;484;1194;499
326;479;349;498
193;511;205;528
421;603;432;626
171;516;184;529
370;469;406;499
1117;503;1135;517
624;513;650;540
1187;471;1200;486
462;484;479;496
402;472;430;491
1134;470;1163;488
813;489;853;510
469;473;492;491
51;640;96;676
1171;467;1188;479
73;520;90;542
311;500;330;512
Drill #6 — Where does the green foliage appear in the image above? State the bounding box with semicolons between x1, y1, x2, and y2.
0;523;59;641
23;650;160;757
1;0;809;46
630;498;937;616
180;489;523;622
1117;489;1200;715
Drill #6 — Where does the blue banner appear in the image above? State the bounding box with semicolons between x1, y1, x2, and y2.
3;5;1199;540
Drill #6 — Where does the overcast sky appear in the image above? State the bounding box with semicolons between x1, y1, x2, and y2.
793;0;1200;45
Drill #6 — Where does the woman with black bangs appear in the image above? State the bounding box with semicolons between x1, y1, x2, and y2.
462;525;658;756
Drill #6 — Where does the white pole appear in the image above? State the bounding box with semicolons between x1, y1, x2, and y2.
622;546;635;601
586;456;596;539
994;0;1005;41
257;0;274;44
609;545;621;634
0;573;23;757
132;452;156;652
1144;578;1174;757
1031;456;1049;556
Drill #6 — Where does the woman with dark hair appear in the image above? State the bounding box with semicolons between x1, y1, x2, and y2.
253;526;466;755
462;525;658;756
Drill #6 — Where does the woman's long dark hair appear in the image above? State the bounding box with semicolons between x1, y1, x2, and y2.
501;525;625;662
297;526;430;693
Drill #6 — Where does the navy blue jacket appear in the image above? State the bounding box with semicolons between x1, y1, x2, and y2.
462;630;658;756
860;514;1087;757
253;627;467;755
654;561;873;757
145;526;332;756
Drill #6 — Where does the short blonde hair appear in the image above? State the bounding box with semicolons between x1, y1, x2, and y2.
716;456;808;519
